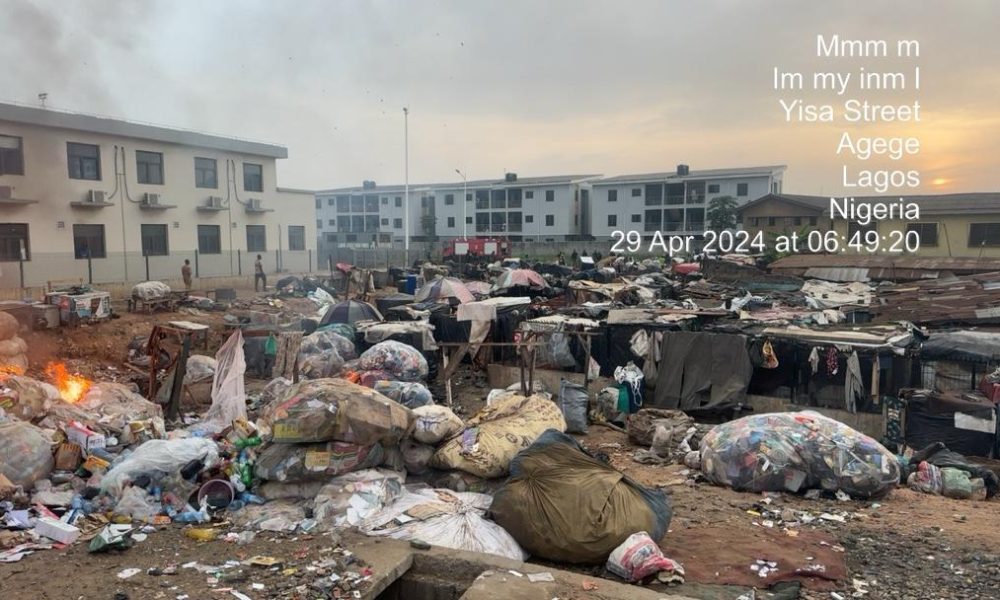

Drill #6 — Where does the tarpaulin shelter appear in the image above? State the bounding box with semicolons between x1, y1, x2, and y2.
320;299;383;326
492;269;548;294
414;276;475;305
901;389;999;458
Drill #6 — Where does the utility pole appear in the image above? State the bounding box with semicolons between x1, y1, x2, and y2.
403;107;410;263
455;168;467;239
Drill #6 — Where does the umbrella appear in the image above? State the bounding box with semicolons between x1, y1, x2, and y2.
464;281;492;297
320;299;383;326
414;276;475;304
492;269;549;292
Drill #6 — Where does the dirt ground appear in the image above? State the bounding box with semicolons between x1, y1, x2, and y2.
3;286;1000;599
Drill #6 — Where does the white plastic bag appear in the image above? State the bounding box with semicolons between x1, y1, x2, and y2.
412;405;464;444
100;438;220;497
313;468;405;528
132;281;171;301
114;485;162;520
183;355;217;385
202;331;246;432
360;487;527;561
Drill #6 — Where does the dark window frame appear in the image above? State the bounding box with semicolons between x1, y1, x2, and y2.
393;218;403;229
0;135;24;176
444;194;455;206
607;214;617;227
136;150;164;185
447;216;455;228
969;223;1000;247
631;214;641;223
545;190;555;202
707;184;720;194
736;182;749;196
288;225;306;251
195;157;218;189
243;163;263;192
246;224;267;252
197;224;222;255
73;224;105;259
545;215;554;226
631;188;641;197
525;190;534;199
906;222;938;247
140;224;169;256
608;189;618;202
67;142;101;181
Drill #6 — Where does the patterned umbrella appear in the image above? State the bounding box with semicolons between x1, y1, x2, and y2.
464;281;493;297
415;276;475;304
492;269;549;292
320;299;383;325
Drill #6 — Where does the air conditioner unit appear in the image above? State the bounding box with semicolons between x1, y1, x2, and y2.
0;186;11;200
207;196;223;208
249;198;262;210
143;193;160;205
88;190;106;203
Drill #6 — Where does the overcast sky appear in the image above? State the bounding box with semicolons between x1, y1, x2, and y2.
3;0;998;195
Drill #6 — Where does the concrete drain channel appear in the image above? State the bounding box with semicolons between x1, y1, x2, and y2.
374;553;483;600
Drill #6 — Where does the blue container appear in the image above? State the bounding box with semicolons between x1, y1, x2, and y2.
405;274;418;295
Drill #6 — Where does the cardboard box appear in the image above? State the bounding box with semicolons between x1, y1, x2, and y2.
65;421;105;454
54;442;82;471
34;516;80;544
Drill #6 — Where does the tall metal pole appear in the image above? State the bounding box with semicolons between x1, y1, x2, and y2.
403;107;410;263
455;169;467;239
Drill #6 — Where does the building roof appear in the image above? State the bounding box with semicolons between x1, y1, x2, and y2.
317;174;600;194
595;165;786;185
738;192;1000;215
0;101;288;158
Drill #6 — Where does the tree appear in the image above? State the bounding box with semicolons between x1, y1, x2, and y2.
706;196;738;230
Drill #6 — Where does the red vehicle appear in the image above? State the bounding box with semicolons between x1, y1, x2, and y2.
442;237;511;259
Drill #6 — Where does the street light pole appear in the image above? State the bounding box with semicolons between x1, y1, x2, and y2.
403;107;410;263
455;168;467;239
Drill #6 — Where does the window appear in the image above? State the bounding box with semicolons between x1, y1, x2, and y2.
393;218;403;229
381;197;388;205
317;219;322;228
0;223;29;261
794;217;802;226
315;199;321;209
288;226;305;251
328;197;336;207
67;142;100;180
907;223;938;246
73;224;105;259
607;215;617;227
767;217;776;226
140;224;168;256
197;224;221;254
444;194;454;206
136;151;164;185
465;216;473;224
336;196;349;212
848;221;878;238
0;135;24;175
243;163;263;192
736;183;749;196
394;197;402;208
545;190;554;202
631;214;641;223
545;215;554;226
708;184;720;194
969;223;1000;247
447;217;455;227
466;193;472;202
328;219;335;226
525;190;534;199
525;215;534;223
608;189;617;202
194;157;217;188
351;197;364;212
631;188;641;197
809;217;817;226
246;224;266;252
337;216;350;231
381;218;389;226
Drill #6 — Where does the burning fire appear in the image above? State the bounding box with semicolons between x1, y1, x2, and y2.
44;362;92;404
0;364;25;377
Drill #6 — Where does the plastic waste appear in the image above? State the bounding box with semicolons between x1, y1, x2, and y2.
607;532;685;583
255;440;384;482
358;341;428;382
372;380;434;409
114;486;162;520
100;438;220;497
558;379;589;434
313;469;405;528
183;355;217;385
185;528;219;542
0;420;54;488
411;405;464;445
201;331;247;433
400;439;435;475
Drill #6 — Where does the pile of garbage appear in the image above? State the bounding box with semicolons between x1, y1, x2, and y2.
0;312;28;372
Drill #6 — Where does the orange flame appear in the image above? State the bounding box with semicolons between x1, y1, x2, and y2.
44;362;92;404
0;364;25;377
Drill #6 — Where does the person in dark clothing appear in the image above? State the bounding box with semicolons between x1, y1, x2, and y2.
254;254;266;291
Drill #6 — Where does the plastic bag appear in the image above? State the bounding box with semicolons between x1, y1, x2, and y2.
908;461;943;495
317;323;355;340
358;341;428;382
558;379;588;434
73;383;165;445
201;331;247;433
373;380;434;409
299;353;344;380
431;393;566;479
700;411;900;499
114;485;162;520
0;420;53;487
255;441;384;483
183;355;217;385
313;469;405;528
627;409;694;447
401;439;435;475
489;430;671;564
607;532;685;583
132;281;171;300
100;438;220;497
360;487;527;561
412;405;464;445
299;330;356;361
941;467;972;499
261;378;412;446
545;332;576;368
0;375;59;421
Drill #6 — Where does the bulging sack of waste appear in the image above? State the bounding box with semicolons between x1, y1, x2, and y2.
699;411;900;499
78;382;165;443
411;405;464;445
607;532;685;583
100;437;220;497
358;341;428;382
558;379;589;434
360;487;527;561
400;439;435;475
0;311;19;340
373;380;434;409
1;375;59;421
261;378;411;446
255;441;384;482
313;468;405;528
489;429;671;564
430;393;566;479
132;281;171;301
0;420;54;488
299;353;344;380
299;330;356;361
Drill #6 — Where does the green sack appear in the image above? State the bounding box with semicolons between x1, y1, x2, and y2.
264;334;278;356
617;386;630;414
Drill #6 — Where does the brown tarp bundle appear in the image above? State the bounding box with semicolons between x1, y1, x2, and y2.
489;429;671;564
653;331;753;409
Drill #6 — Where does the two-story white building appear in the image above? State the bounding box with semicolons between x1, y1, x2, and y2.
0;102;315;288
588;165;786;239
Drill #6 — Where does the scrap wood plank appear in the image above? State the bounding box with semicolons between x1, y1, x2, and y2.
438;343;470;384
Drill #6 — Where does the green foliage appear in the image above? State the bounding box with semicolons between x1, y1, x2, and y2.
707;196;738;230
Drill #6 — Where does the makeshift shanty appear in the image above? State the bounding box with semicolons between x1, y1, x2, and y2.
320;299;383;325
414;276;475;305
492;268;548;293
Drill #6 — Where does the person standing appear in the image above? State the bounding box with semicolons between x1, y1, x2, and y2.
181;259;192;291
254;254;266;291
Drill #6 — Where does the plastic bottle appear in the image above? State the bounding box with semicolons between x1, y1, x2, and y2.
239;492;265;505
227;500;246;512
174;510;208;524
235;436;262;449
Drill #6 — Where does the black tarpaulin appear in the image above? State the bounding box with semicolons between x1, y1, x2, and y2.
653;331;753;410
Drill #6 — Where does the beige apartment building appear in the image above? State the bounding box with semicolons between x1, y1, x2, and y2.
0;102;315;288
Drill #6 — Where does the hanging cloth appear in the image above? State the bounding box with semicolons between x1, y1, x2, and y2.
845;351;864;414
808;347;820;374
871;353;881;404
761;339;779;369
825;347;839;376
